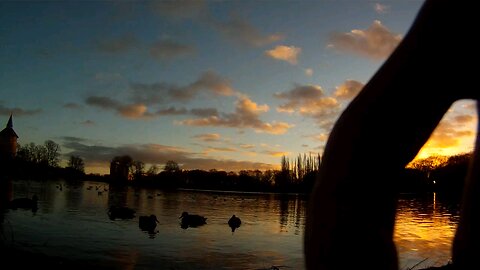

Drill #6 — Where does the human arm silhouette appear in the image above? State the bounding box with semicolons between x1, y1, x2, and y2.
304;0;479;269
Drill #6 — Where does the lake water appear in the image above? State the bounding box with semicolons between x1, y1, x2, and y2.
0;179;460;269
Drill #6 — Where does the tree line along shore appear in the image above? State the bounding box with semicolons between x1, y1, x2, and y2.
0;139;472;196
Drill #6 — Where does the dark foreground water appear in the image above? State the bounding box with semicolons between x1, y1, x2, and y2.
0;179;460;269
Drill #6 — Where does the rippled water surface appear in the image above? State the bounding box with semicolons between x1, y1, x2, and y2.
395;193;459;268
1;179;460;269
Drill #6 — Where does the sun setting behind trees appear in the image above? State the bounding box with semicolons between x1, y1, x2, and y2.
412;100;477;162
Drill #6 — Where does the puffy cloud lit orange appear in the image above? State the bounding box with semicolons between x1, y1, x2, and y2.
265;45;302;65
334;80;364;99
328;20;402;60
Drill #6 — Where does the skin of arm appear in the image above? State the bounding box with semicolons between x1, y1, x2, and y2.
304;1;479;269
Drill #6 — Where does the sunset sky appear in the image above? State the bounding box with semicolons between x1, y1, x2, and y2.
0;0;477;174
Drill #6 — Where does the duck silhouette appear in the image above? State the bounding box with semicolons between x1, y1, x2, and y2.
179;211;207;229
139;214;159;232
228;214;241;232
9;195;38;212
108;205;135;220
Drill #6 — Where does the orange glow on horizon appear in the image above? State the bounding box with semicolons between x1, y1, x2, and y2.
411;100;477;163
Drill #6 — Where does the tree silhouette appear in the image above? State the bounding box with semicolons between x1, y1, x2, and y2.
164;160;180;172
146;164;158;176
132;160;145;180
67;155;85;173
44;140;61;167
16;140;61;166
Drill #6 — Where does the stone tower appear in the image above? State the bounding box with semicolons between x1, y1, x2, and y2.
0;114;19;160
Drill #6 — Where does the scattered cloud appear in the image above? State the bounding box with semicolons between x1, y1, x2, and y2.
212;16;284;47
454;114;474;124
275;84;340;121
150;40;196;60
177;96;293;134
304;68;313;77
62;138;117;164
193;133;221;142
88;71;235;119
155;107;189;116
460;101;477;111
190;71;236;96
265;45;301;65
182;158;277;172
130;71;235;104
261;150;289;157
118;103;148;119
62;136;87;143
152;2;284;48
409;101;477;160
274;84;344;130
309;133;329;142
334;80;364;99
62;137;276;172
427;132;461;149
190;108;219;117
374;3;389;14
328;20;402;60
85;94;222;120
0;103;42;116
425;121;474;148
239;143;255;149
85;96;120;110
204;146;237;153
85;96;150;119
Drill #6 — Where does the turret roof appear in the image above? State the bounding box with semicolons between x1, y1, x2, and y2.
0;114;19;138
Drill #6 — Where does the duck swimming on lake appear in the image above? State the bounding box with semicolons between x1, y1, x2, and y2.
139;214;159;232
228;214;241;232
179;211;207;229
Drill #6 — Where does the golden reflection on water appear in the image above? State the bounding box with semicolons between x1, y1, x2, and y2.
2;179;462;270
394;192;459;268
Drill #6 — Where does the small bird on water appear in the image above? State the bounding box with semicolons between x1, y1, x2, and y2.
179;211;207;229
228;214;241;232
139;214;159;232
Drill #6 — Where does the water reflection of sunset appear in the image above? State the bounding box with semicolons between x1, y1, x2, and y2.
394;193;459;268
3;179;463;270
